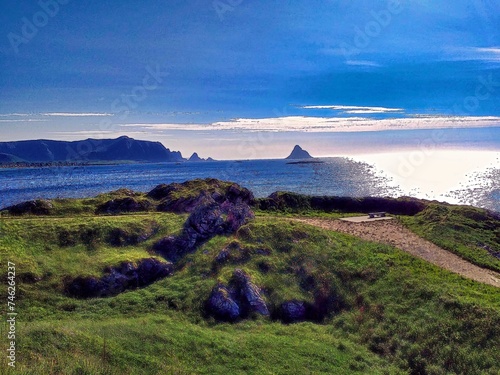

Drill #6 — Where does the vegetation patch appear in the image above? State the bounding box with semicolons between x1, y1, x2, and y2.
401;204;500;272
1;182;499;374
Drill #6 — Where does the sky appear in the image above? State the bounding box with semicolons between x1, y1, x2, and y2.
0;0;499;159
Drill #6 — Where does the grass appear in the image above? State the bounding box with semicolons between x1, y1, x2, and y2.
1;195;499;374
401;204;500;273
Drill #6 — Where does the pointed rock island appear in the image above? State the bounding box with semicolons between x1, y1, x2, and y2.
188;152;214;162
285;145;323;164
285;145;313;160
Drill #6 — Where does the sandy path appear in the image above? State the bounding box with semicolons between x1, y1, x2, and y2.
292;217;500;288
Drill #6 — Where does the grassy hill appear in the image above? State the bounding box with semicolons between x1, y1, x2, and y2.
1;181;499;374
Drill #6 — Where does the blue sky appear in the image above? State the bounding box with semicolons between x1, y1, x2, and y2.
0;0;499;158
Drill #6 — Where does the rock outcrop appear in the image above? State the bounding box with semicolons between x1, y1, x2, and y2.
66;258;173;298
258;192;428;216
205;269;269;322
6;199;53;215
278;300;307;323
149;179;254;214
152;180;255;262
205;284;241;321
188;153;215;162
154;200;254;262
285;145;313;160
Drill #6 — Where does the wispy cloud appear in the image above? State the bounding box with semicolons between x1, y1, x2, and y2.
301;105;404;114
345;60;381;67
121;115;500;133
0;119;48;122
0;113;33;117
444;46;500;62
41;113;114;117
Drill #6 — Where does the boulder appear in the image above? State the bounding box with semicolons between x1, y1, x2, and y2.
7;199;53;215
226;183;255;205
136;258;173;285
232;269;269;316
205;269;269;322
66;276;105;299
215;248;231;264
66;258;173;298
205;284;240;322
278;300;307;323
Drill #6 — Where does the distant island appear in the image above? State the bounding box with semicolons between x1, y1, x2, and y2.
285;145;314;160
285;145;323;164
0;136;187;165
188;152;215;162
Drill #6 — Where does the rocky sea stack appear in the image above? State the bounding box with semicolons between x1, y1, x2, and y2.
188;152;214;162
285;145;313;159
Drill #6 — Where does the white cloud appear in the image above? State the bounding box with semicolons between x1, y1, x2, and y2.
120;115;500;133
345;60;381;67
301;105;404;114
0;113;32;117
444;46;500;62
0;119;48;122
42;112;114;117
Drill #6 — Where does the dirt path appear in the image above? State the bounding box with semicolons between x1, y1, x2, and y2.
293;217;500;288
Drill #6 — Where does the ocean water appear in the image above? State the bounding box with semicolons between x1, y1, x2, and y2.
0;158;399;209
1;155;499;212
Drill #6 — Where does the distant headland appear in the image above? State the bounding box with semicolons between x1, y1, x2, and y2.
0;136;214;166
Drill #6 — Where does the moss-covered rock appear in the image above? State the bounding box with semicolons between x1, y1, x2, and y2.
6;199;53;215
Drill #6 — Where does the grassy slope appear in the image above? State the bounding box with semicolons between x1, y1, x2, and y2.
401;204;500;273
0;203;499;374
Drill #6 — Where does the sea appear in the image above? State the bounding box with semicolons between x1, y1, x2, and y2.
1;151;499;213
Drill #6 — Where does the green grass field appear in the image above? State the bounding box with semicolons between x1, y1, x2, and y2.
1;195;499;374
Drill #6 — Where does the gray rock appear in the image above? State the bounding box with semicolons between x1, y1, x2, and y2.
66;258;173;298
154;200;254;262
205;269;269;322
215;248;231;264
279;300;307;323
206;284;240;321
233;269;269;316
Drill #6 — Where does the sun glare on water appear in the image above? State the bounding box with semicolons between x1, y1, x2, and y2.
350;150;500;204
